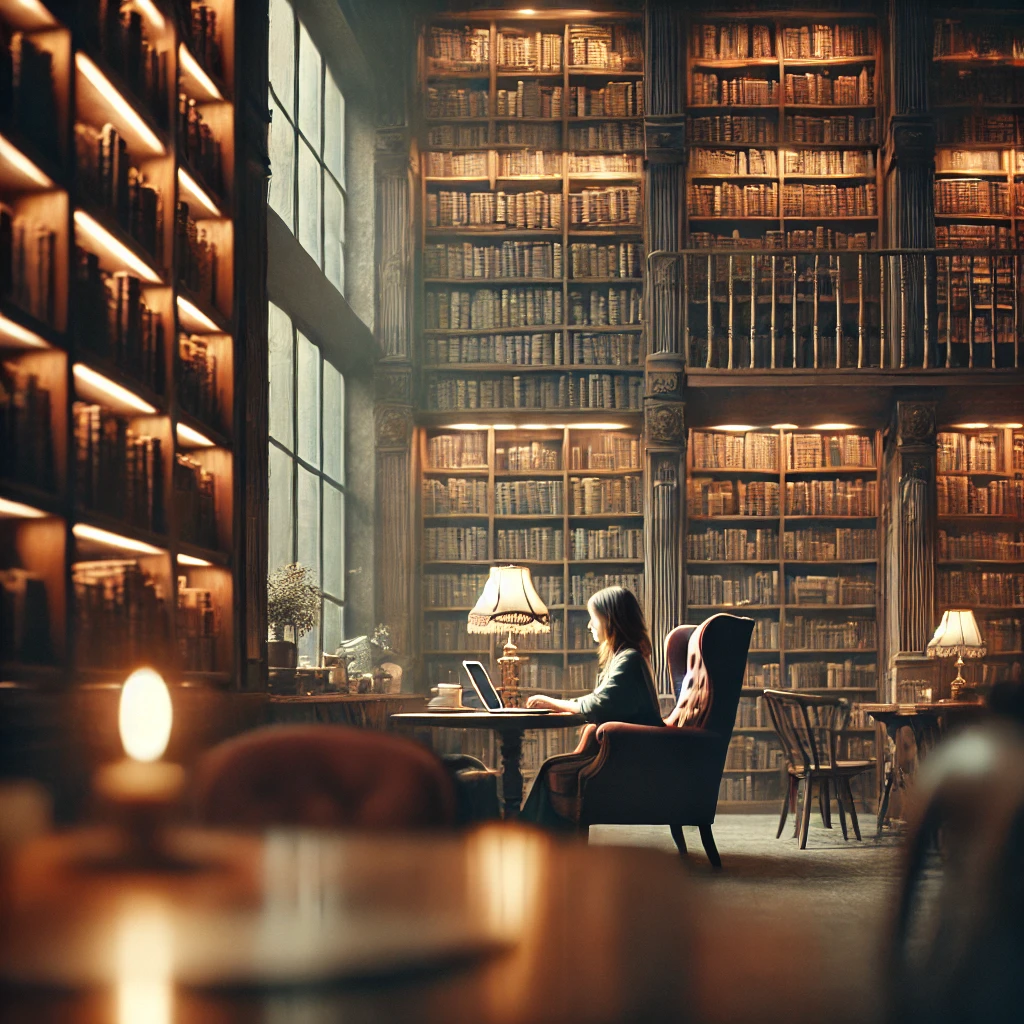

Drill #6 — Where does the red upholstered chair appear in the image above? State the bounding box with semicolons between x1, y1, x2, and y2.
573;613;755;867
193;724;457;830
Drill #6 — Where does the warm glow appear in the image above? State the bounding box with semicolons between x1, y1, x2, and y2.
568;422;628;430
116;898;173;1024
75;54;165;156
119;668;173;762
177;167;221;217
176;295;220;332
133;0;165;31
448;423;489;431
954;422;990;430
519;423;564;430
176;422;214;447
711;424;755;433
73;523;164;555
0;312;49;349
492;424;518;430
772;423;799;430
813;423;857;431
74;210;162;282
74;363;157;413
0;132;53;187
9;0;55;27
1001;423;1024;429
519;9;537;14
177;553;212;566
179;43;224;101
0;497;46;518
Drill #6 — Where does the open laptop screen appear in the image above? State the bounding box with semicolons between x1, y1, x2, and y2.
462;660;502;710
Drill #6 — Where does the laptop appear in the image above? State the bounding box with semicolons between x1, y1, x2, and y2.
462;660;554;714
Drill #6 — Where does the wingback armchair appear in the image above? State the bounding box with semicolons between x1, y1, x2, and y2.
573;613;755;866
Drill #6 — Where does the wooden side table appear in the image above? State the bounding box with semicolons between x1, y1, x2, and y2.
268;693;429;731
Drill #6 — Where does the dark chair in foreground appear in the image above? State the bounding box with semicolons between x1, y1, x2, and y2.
762;690;873;850
193;724;457;830
553;614;754;867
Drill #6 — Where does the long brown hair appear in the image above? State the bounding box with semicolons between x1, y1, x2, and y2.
588;586;652;671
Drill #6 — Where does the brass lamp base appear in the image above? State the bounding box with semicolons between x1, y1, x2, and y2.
948;655;982;703
497;631;521;708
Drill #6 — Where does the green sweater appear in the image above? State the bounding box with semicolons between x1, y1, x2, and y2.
571;648;663;727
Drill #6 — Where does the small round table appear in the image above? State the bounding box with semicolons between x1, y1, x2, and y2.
391;711;585;819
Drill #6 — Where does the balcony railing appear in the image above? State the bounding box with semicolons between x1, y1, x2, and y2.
648;248;1024;372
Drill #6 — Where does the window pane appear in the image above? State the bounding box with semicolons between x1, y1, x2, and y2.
324;70;344;181
322;361;343;483
268;445;293;574
323;598;344;655
322;482;344;600
296;464;321;584
268;302;293;448
268;95;295;228
268;0;294;116
323;175;344;295
298;21;322;146
296;332;321;466
297;139;321;264
298;613;321;666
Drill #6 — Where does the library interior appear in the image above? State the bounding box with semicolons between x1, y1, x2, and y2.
1;1;1023;1021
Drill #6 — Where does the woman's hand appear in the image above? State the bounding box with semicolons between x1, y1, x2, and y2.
526;694;558;709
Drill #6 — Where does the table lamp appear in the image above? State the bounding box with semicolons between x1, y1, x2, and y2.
927;609;987;702
468;565;550;707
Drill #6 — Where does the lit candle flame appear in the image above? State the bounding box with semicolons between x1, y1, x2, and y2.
119;669;173;762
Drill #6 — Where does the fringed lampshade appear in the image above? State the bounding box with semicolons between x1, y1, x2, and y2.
927;609;986;701
467;565;550;635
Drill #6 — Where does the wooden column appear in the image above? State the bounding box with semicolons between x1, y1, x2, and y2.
882;400;938;701
236;0;271;689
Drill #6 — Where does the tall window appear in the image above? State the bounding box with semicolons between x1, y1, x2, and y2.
268;0;347;294
268;302;347;660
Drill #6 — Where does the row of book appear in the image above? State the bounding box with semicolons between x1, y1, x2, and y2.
743;662;782;690
690;116;778;144
570;333;641;367
932;21;1024;61
569;154;642;176
426;27;490;69
424;241;563;280
572;436;641;471
790;432;875;469
568;24;642;71
174;453;217;550
424;334;561;367
568;187;641;227
74;124;162;260
496;442;561;471
570;572;643;606
567;123;643;152
784;70;874;106
570;242;643;279
749;618;781;652
784;149;875;176
570;83;643;117
569;475;642;515
426;85;489;119
494;480;564;515
494;123;560;148
688;183;779;218
688;114;878;145
935;180;1010;216
176;203;220;310
692;430;779;470
784;527;878;561
937;115;1018;146
424;152;488;178
568;286;641;327
787;575;874;606
426;124;489;149
692;148;778;176
422;477;488;516
73;403;165;532
570;526;643;561
936;149;1004;173
984;617;1024;654
688;479;780;517
496;527;563;561
937;311;1017;348
517;619;565;651
495;83;562;119
569;619;597;650
786;480;878;517
426;190;562;230
0;31;59;161
424;287;563;330
423;526;488;561
178;94;224;199
782;183;877;218
426;373;643;412
936;224;1012;249
74;256;165;395
718;776;782;803
783;23;876;61
691;74;779;107
72;560;168;670
422;572;490;608
938;530;1024;562
0;567;51;663
494;31;563;72
932;69;1024;107
938;571;1024;608
183;3;225;81
787;114;877;144
725;735;784;772
178;334;220;429
0;206;56;327
937;477;1023;517
937;431;1001;473
691;23;775;61
176;578;219;672
785;616;876;651
687;527;780;562
736;694;775;729
0;362;53;492
427;432;487;469
499;150;562;178
785;659;877;690
423;619;491;652
687;570;780;607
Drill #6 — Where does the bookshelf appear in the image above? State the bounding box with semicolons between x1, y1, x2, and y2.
936;424;1024;691
418;13;645;417
685;426;880;810
684;13;881;250
0;0;238;689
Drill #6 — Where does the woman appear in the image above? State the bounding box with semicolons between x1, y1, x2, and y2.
520;586;662;828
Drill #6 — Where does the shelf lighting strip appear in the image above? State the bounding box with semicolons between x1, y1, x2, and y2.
72;523;164;555
177;167;221;217
176;422;215;447
73;363;157;414
179;44;224;101
0;497;47;519
177;553;213;567
0;312;49;349
0;132;53;188
177;295;220;333
74;210;162;283
75;53;165;156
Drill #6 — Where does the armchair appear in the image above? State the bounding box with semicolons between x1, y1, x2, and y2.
573;613;755;867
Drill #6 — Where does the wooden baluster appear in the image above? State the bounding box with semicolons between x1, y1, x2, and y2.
771;255;777;369
706;253;713;369
812;254;820;369
728;254;735;370
923;254;930;369
749;254;756;369
792;255;798;368
879;255;886;369
899;253;907;369
857;253;865;369
968;257;975;369
945;254;952;369
834;255;842;369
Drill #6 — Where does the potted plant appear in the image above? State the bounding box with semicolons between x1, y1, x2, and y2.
267;563;321;668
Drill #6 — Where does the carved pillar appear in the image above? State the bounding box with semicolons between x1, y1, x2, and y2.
882;401;938;701
236;0;271;689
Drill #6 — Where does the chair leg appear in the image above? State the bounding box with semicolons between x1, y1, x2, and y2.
669;823;687;858
833;776;849;841
776;775;795;839
793;777;804;838
876;767;894;837
843;779;862;841
798;776;814;850
818;777;832;829
698;824;722;869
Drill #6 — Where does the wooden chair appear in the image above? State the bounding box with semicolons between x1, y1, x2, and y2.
761;690;873;850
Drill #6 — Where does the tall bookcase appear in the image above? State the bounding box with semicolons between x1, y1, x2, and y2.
418;13;645;417
0;0;238;689
936;424;1024;691
684;12;880;250
685;426;880;810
